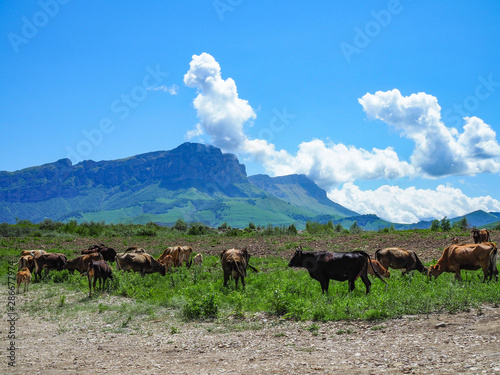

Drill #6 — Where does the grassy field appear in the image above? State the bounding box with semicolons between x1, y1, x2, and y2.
2;231;499;325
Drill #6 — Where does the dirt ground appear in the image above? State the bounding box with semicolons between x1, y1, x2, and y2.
2;303;500;374
3;231;500;374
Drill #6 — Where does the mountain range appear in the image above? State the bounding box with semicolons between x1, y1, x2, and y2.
1;142;499;230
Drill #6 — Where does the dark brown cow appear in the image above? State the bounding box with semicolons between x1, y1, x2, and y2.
32;253;67;280
375;247;427;275
64;252;104;274
471;228;491;243
81;244;117;262
428;242;498;281
87;260;113;297
115;252;166;276
220;248;258;289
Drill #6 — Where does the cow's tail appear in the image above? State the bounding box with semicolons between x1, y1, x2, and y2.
488;244;498;281
359;251;387;286
247;264;259;273
413;252;427;274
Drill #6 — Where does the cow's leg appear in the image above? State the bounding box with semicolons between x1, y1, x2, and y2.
320;279;329;294
241;277;245;289
360;273;372;294
454;267;462;281
88;275;92;297
223;273;229;287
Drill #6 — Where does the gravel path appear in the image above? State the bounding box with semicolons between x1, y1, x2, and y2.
3;304;500;374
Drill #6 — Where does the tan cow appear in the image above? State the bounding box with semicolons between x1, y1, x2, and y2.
21;250;47;257
178;246;193;267
16;267;31;293
18;255;35;272
428;242;498;281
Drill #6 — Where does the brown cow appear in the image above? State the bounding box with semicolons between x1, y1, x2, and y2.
18;255;35;272
220;248;258;289
87;260;113;297
471;228;491;243
63;252;104;274
32;253;67;280
115;252;166;276
375;247;427;275
428;242;498;281
16;267;31;293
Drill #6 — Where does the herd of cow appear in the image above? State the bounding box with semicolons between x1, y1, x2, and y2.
15;228;497;298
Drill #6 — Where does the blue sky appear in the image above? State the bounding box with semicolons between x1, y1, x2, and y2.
1;1;500;223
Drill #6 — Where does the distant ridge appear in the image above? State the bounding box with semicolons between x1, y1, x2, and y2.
0;142;356;227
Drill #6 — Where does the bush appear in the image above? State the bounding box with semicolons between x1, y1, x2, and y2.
182;294;219;320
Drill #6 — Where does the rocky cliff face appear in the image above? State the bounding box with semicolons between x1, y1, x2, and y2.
0;143;248;202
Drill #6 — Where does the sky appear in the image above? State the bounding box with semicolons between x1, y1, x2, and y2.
1;1;500;224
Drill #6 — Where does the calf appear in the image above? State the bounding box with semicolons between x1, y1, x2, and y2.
375;247;427;275
87;260;113;297
192;253;203;267
288;248;386;294
16;267;31;293
365;259;390;278
428;242;497;281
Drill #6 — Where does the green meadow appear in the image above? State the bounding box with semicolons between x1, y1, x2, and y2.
3;241;499;325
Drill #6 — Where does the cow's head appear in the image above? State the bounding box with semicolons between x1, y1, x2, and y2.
427;265;442;279
471;229;480;243
288;247;304;268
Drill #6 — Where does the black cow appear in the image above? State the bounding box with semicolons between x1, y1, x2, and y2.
288;248;386;294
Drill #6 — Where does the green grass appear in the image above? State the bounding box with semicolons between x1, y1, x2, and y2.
7;253;500;324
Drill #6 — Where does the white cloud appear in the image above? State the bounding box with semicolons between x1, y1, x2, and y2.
328;183;500;224
147;84;179;95
186;123;204;140
183;53;256;151
244;138;414;188
359;89;500;177
183;55;500;223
